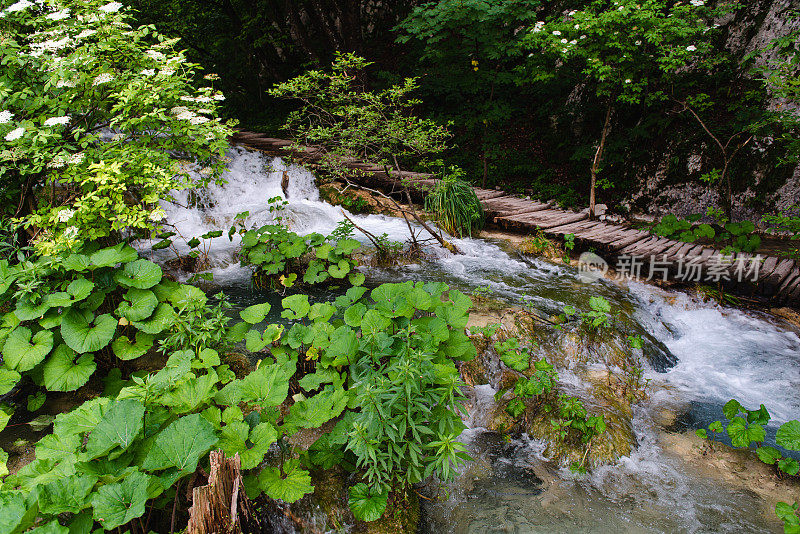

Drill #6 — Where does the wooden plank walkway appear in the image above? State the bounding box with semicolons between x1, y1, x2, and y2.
230;132;799;307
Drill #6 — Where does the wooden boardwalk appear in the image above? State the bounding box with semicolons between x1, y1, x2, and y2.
231;132;800;307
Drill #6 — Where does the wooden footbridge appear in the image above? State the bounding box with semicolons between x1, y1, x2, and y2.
231;131;800;307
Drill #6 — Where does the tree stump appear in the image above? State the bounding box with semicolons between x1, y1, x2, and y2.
186;450;263;534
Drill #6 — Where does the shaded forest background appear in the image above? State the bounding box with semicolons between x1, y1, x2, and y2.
128;0;800;219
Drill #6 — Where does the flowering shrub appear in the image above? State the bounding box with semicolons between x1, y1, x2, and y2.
0;0;235;253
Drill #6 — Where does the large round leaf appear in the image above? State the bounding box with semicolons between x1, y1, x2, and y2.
2;327;54;372
88;244;139;269
130;303;175;335
42;345;96;392
168;284;207;311
111;332;155;361
113;259;162;289
61;310;116;353
117;289;157;322
777;420;800;451
348;482;388;522
240;302;271;324
91;470;149;530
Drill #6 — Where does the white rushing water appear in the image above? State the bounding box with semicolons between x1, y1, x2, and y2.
153;146;800;533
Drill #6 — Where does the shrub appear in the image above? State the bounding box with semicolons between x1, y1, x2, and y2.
424;167;484;238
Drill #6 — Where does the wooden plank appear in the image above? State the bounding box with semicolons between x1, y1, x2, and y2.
538;212;589;230
609;230;650;251
764;259;796;294
548;220;598;235
777;264;800;293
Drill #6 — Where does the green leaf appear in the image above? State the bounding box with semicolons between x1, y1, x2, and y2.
281;294;310;320
360;309;391;337
3;327;54;372
258;460;313;502
726;417;765;448
284;387;347;430
117;289;158;321
219;421;277;469
0;493;28;534
91;470;149;530
61;310;116;353
777;420;800;451
130;303;175;334
499;350;529;372
43;345;96;391
325;326;358;366
238;360;295;406
27;391;45;411
723;399;743;420
86;399;145;459
89;244;138;268
15;298;52;320
328;259;351;278
143;414;218;473
54;397;111;437
756;446;783;465
348;272;366;286
0;368;20;396
348;482;388;522
111;332;155;361
344;303;366;328
114;259;163;289
35;431;81;461
308;302;336;323
66;279;94;301
778;457;800;476
240;302;271;324
168;284;207;311
39;474;98;514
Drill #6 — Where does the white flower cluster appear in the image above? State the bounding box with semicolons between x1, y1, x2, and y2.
56;209;75;222
149;208;166;222
63;226;79;240
690;0;704;5
44;116;70;126
6;0;33;13
0;111;12;124
31;36;71;54
686;45;697;52
69;152;85;164
56;79;77;88
140;69;156;76
5;127;25;141
47;9;70;21
99;2;123;13
532;21;545;33
146;50;165;61
160;68;175;76
76;29;96;39
553;30;562;36
93;73;114;86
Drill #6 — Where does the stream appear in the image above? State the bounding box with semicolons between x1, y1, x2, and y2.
143;146;800;533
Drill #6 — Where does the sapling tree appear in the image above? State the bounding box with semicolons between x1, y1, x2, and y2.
0;0;234;254
269;53;461;253
522;0;724;217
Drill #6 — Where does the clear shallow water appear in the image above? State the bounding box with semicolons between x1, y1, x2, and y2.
151;147;800;533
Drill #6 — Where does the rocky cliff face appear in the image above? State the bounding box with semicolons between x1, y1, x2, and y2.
624;0;800;222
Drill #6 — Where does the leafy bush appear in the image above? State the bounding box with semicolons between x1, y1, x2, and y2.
424;167;485;237
239;224;363;288
0;0;233;254
651;212;762;254
0;242;229;396
763;208;800;260
696;399;800;533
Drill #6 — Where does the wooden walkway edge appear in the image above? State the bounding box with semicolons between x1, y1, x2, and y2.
230;131;800;308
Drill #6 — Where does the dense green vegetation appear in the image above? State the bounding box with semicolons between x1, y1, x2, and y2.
1;0;799;532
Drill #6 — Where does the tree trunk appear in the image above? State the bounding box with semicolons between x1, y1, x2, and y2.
721;161;732;221
590;102;613;219
186;451;263;534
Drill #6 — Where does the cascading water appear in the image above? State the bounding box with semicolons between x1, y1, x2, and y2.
153;146;800;533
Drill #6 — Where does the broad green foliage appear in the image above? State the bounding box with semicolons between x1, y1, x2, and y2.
0;0;234;253
424;166;485;237
763;210;800;260
563;296;613;331
0;243;231;398
269;52;450;181
696;399;800;532
652;212;761;254
239;221;362;288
